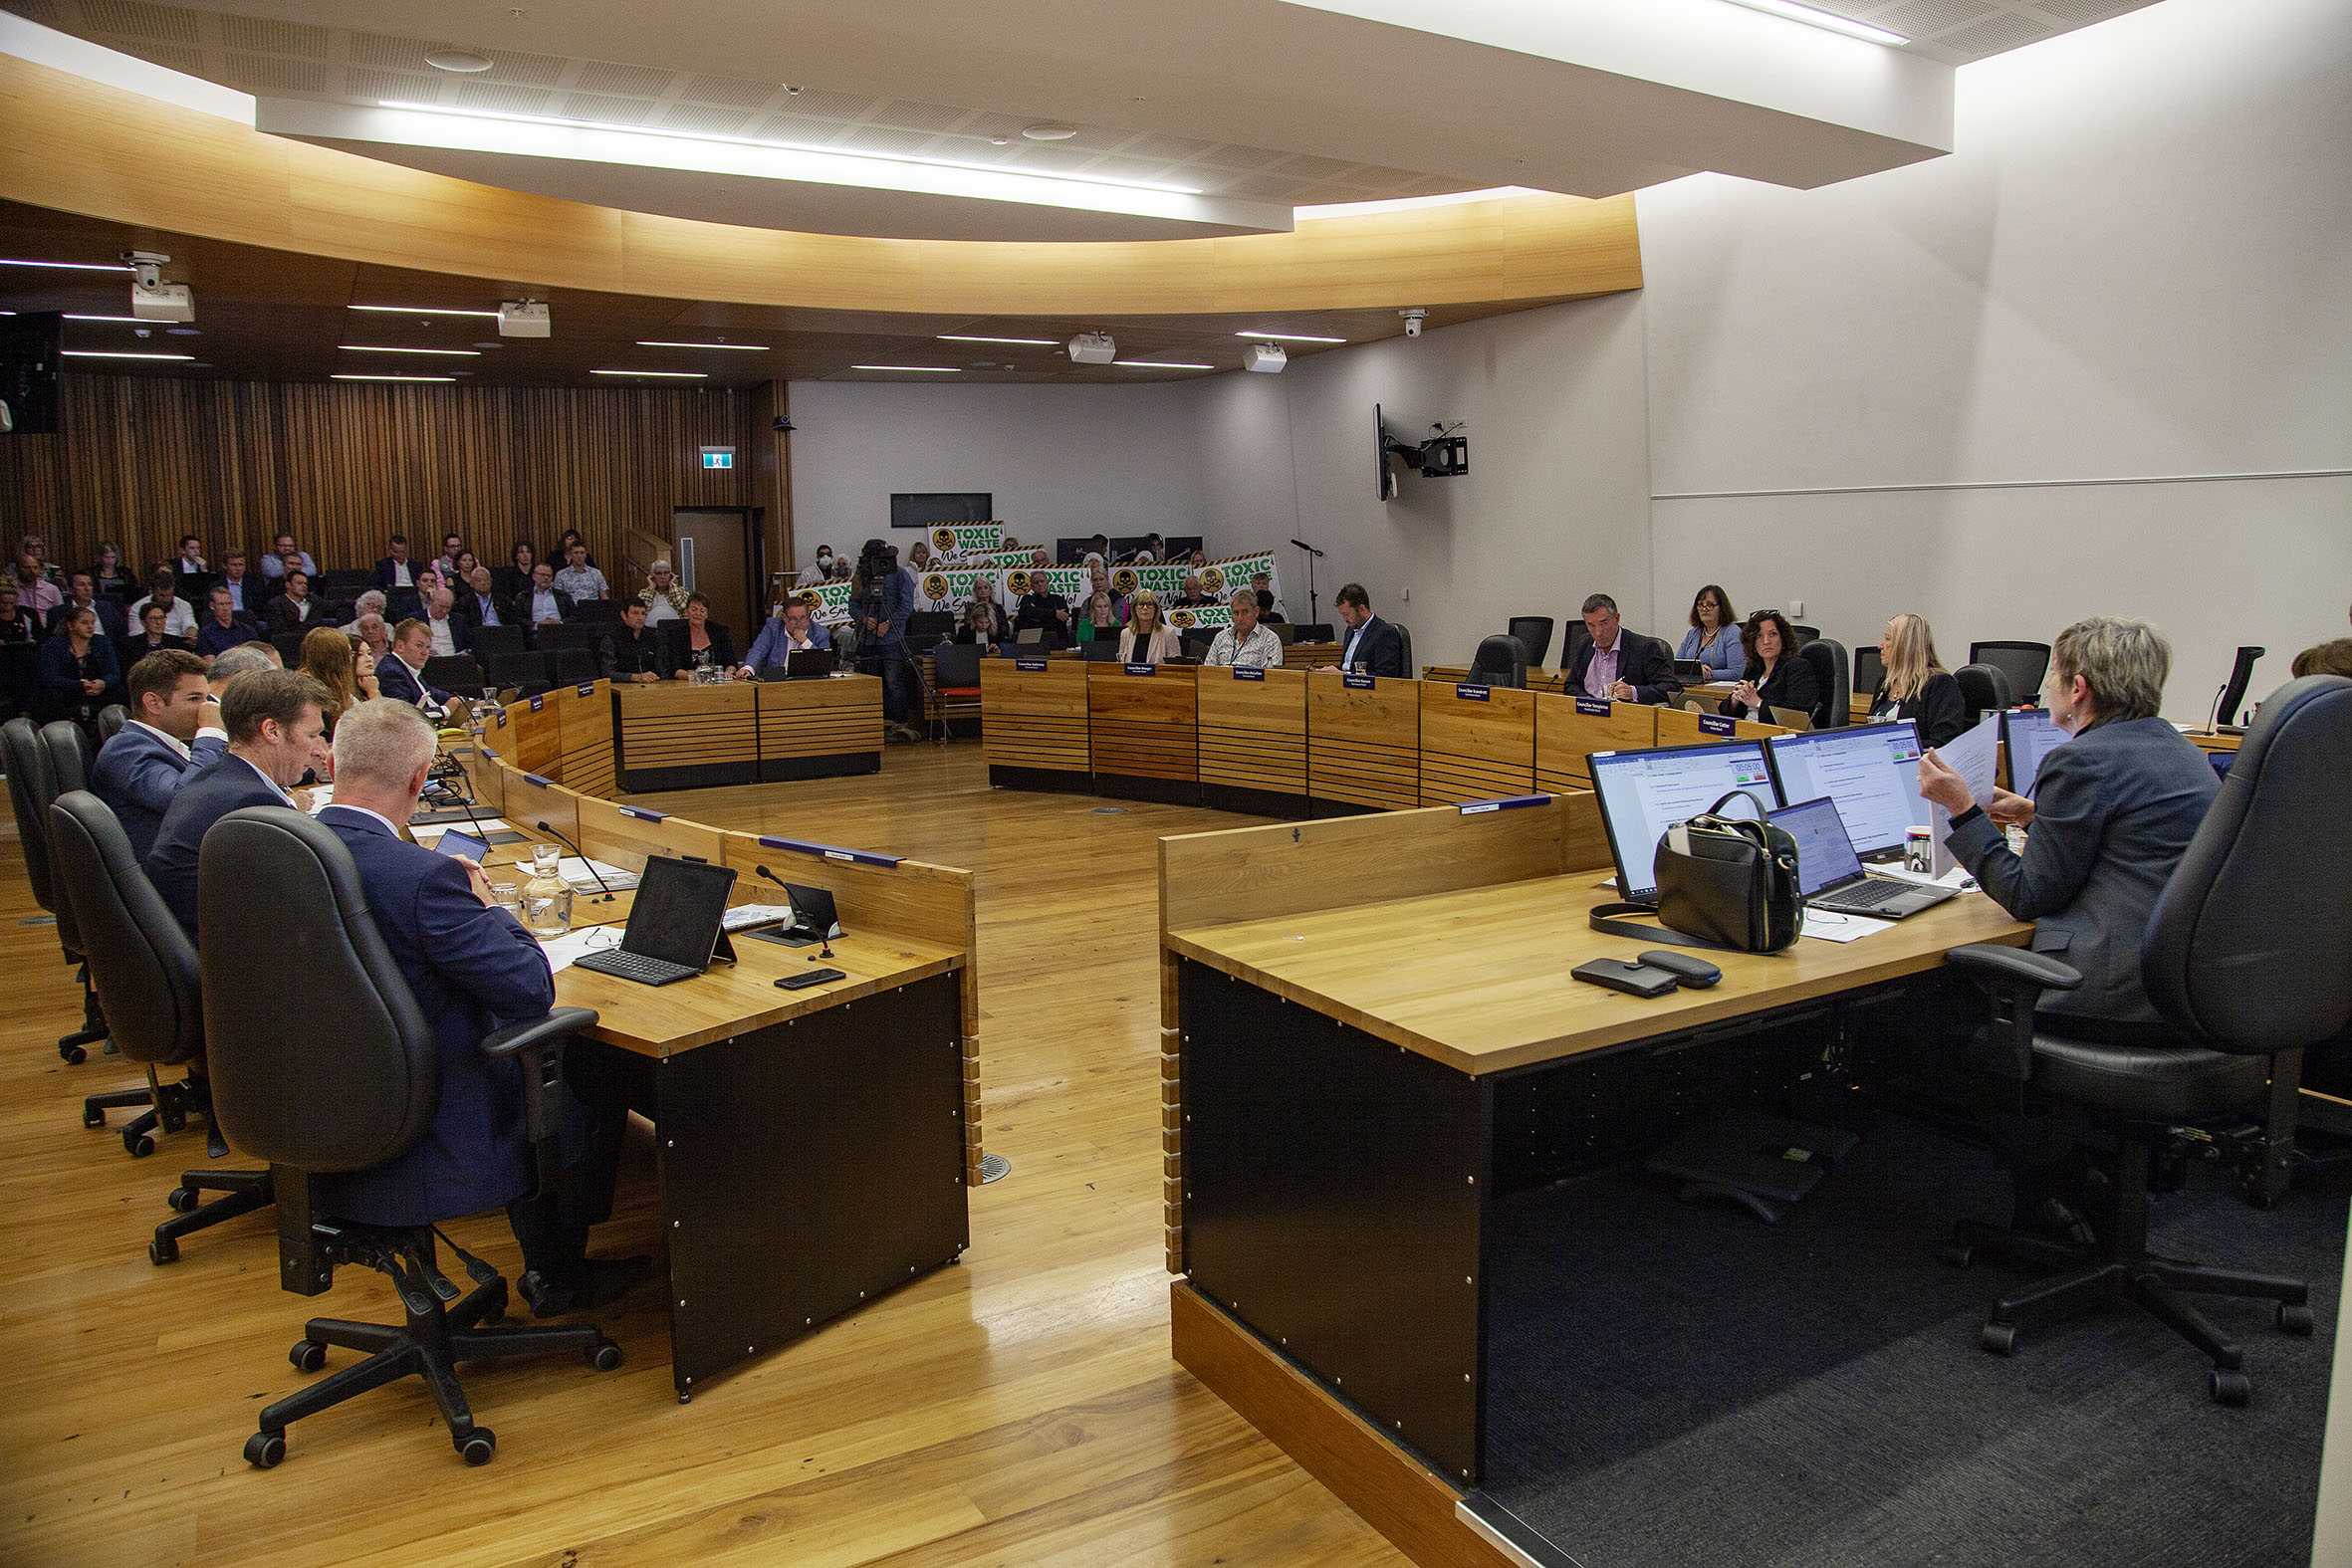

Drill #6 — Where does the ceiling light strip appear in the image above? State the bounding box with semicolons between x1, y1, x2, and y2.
348;304;504;318
1115;360;1215;370
333;373;457;382
0;258;133;271
1720;0;1906;45
1235;331;1347;343
339;344;483;355
62;349;193;360
937;335;1058;346
849;364;961;373
637;340;770;351
589;369;707;378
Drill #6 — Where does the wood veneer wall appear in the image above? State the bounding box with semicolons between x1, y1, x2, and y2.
0;374;754;582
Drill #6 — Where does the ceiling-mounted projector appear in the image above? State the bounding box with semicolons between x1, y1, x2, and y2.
122;250;193;322
1067;332;1115;364
499;301;552;337
1243;342;1287;373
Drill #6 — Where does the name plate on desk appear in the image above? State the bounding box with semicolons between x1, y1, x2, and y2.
577;682;596;697
1575;696;1611;717
1231;666;1265;682
756;833;903;869
523;773;553;787
492;711;508;729
1698;714;1736;737
1124;663;1158;676
1016;658;1048;672
529;695;545;713
1455;684;1491;702
1459;793;1551;815
1342;673;1376;691
617;805;666;821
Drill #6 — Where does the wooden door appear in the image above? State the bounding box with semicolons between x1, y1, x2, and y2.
672;507;753;643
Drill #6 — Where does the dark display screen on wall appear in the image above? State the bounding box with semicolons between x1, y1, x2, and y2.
0;312;64;436
890;492;993;529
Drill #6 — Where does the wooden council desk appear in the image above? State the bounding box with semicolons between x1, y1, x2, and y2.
1155;796;2027;1564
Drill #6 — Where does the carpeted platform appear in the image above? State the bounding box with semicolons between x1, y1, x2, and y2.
1483;1110;2344;1568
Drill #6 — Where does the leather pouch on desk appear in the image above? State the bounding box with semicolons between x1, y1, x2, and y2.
1590;795;1801;955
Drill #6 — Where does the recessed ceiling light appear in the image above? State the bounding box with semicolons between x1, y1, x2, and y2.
1021;122;1077;141
340;344;483;355
472;340;503;348
1235;331;1347;343
424;49;495;73
849;364;961;373
589;368;706;377
0;258;132;272
348;304;503;318
1114;360;1214;370
1720;0;1906;45
333;373;457;382
990;136;1012;146
636;340;770;351
64;313;146;324
166;328;201;336
937;334;1058;346
62;349;193;360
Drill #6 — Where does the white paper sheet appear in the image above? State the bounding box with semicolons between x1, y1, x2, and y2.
558;857;638;891
413;817;513;842
1798;909;1896;944
535;927;612;975
1928;712;2002;878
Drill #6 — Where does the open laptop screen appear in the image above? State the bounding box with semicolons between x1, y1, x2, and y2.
1588;741;1780;904
2004;707;2070;795
1767;796;1865;899
617;855;738;972
1764;722;1926;859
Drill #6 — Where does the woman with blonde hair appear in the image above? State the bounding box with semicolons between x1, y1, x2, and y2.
1866;612;1967;747
1116;590;1182;665
300;624;378;736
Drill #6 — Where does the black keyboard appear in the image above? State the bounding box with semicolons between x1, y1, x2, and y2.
573;948;700;987
1810;878;1917;913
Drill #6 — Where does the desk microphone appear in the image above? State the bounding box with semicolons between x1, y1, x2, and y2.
754;864;833;956
534;819;616;902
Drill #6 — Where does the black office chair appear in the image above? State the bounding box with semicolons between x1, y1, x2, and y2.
50;790;269;1253
1790;623;1821;647
421;654;487;698
1968;641;2050;703
3;717;108;1064
1392;622;1413;678
269;630;311;667
572;598;621;624
1079;639;1123;663
905;611;955;644
96;703;130;744
550;647;599;687
199;808;619;1467
1469;635;1529;690
533;622;599;655
486;652;550;700
1181;628;1220;662
317;568;374;598
1954;662;2012;718
467;624;528;662
1292;622;1333;643
2213;645;2265;729
1851;645;1885;705
1794;637;1848;729
1940;675;2351;1403
1506;617;1554;670
928;641;984;742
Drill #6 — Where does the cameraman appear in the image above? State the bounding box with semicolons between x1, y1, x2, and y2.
851;539;919;741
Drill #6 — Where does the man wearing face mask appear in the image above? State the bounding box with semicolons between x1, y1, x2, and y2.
798;547;837;587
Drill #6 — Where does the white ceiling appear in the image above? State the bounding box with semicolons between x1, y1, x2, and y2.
5;0;2169;242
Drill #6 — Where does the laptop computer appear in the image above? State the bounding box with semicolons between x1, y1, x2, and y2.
787;647;836;678
1674;658;1709;683
571;854;740;986
1767;796;1957;920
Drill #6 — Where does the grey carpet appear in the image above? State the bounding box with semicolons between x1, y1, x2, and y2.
1483;1111;2345;1568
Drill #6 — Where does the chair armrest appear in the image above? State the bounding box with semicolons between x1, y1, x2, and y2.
479;1008;600;1198
1945;944;2081;1091
480;1006;600;1061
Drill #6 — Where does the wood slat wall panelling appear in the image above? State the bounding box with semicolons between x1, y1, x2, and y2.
1196;665;1307;816
1304;671;1421;814
1532;693;1659;794
755;674;883;780
979;657;1092;786
1087;661;1199;803
555;680;617;798
1417;679;1538;806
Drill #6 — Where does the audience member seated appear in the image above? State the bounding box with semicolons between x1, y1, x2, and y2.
1083;566;1130;624
342;588;388;634
376;618;454;714
264;569;325;634
951;601;1002;656
144;668;331;932
1136;532;1166;564
1171;572;1212;608
2291;638;2352;680
1919;615;2216;1033
1203;588;1283;669
43;603;122;730
967;579;1010;643
373;533;420;593
672;593;737;680
1676;583;1744;681
553;529;592;570
1571;593;1681;704
16;552;63;621
639;559;688;624
15;532;60;586
796;546;838;587
314;698;645;1315
1074;588;1123;644
49;572;126;643
742;597;830;674
1249;571;1287;621
1014;574;1071;650
1866;612;1968;747
215;552;257;615
205;641;279;699
0;581;33;645
1721;608;1817;726
1117;592;1183;664
93;648;224;860
1321;582;1406;677
127;601;184;661
451;550;483;592
130;569;198;640
89;543;135;598
353;612;390;666
553;541;607;601
195;586;262;661
601;600;676;684
521;563;574;630
494;541;537;603
300;624;377;738
260;532;315;585
420;586;464;660
1187;549;1209;568
456;566;506;648
437;533;467;578
170;535;208;591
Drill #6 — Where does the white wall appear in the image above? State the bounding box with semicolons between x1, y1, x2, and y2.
785;379;1211;555
1638;0;2352;717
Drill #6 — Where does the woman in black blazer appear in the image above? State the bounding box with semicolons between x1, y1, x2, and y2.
1865;612;1969;747
1721;609;1818;727
670;592;739;678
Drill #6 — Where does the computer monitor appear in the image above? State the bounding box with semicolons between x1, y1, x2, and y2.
1764;721;1926;860
613;854;738;972
1588;741;1781;905
2003;707;2070;795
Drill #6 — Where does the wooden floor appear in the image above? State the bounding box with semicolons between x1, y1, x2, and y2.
0;743;1407;1568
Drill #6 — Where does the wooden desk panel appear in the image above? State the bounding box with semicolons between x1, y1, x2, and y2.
574;795;727;872
1197;666;1307;815
1418;680;1537;805
2186;728;2243;754
554;679;615;797
1533;694;1658;793
756;674;883;781
1088;662;1199;802
1653;706;1791;747
499;766;578;848
1305;672;1421;812
980;657;1090;785
507;693;561;781
1424;663;1567;694
616;680;759;791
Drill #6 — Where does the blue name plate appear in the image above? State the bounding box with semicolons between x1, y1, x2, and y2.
493;710;508;728
1015;658;1048;672
1574;696;1611;717
1342;673;1376;690
523;773;553;787
1232;666;1265;682
1698;714;1736;737
1456;684;1491;702
756;834;903;869
617;805;666;821
1124;663;1157;676
577;682;596;697
1459;793;1551;815
529;695;545;712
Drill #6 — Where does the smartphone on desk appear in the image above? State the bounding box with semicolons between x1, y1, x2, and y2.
776;968;846;990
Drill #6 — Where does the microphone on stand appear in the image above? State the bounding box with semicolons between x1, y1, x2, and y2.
1290;539;1325;558
533;819;616;902
756;865;832;957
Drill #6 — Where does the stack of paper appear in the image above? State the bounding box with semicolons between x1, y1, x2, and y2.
559;857;639;892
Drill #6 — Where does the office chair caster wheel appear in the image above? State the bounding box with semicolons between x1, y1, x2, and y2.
84;1103;107;1129
2211;1370;2250;1407
123;1129;154;1158
455;1428;497;1465
244;1430;286;1468
1939;1241;1975;1268
166;1185;201;1213
60;1042;86;1065
289;1340;328;1373
1980;1322;2017;1356
2278;1302;2315;1336
587;1339;623;1372
148;1236;178;1265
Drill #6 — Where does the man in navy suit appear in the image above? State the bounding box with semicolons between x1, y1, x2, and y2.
372;532;421;595
92;648;225;861
376;618;454;714
144;668;330;933
1321;582;1407;678
1568;593;1681;705
312;699;643;1313
741;597;832;674
48;572;129;644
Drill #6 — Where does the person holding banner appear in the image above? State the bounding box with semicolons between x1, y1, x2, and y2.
1117;591;1183;665
1203;588;1284;670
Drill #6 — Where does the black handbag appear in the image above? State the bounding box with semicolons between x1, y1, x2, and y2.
1590;790;1802;954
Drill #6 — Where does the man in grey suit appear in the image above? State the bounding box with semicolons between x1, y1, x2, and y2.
1919;615;2217;1035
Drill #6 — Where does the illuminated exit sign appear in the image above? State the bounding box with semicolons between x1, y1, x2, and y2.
700;446;736;470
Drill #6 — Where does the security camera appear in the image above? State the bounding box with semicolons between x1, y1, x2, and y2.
1399;308;1426;338
771;414;796;433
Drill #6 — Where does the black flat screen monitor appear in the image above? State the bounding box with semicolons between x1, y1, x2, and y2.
1588;741;1780;905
